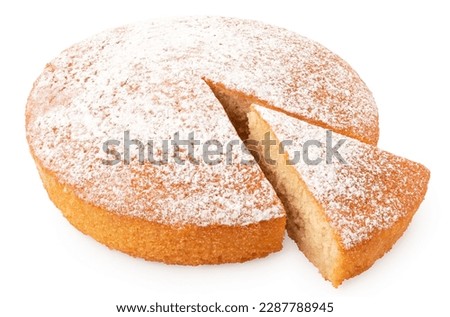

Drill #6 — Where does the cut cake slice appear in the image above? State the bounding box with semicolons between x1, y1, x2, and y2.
247;104;430;286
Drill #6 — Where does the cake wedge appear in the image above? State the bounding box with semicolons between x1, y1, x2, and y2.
247;104;430;286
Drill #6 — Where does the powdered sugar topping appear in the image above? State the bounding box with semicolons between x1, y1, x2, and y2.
26;17;379;226
254;105;429;249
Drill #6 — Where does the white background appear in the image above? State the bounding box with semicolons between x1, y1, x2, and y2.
1;0;448;316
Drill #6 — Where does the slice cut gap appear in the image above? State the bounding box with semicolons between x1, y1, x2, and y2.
203;78;373;144
204;79;342;284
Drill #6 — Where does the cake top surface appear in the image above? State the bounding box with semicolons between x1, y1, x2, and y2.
253;104;429;249
26;16;378;226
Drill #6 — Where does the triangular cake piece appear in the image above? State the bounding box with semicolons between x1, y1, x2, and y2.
247;104;430;286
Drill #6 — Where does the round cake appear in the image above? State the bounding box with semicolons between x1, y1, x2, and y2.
26;17;379;264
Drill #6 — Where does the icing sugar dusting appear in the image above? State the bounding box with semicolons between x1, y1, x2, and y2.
254;105;429;249
26;17;378;226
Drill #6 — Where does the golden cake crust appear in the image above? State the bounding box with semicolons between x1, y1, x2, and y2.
35;157;286;264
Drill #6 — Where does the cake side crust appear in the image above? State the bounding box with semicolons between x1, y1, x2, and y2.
35;158;286;265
